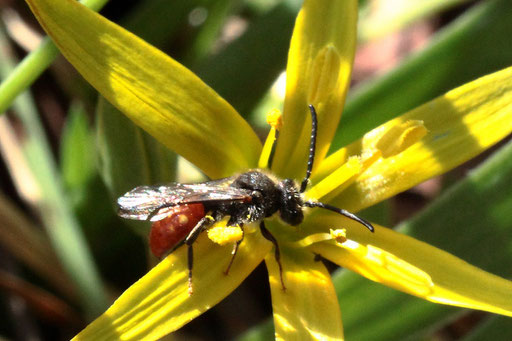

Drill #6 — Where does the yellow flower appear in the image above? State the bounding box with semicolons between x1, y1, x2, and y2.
24;0;512;340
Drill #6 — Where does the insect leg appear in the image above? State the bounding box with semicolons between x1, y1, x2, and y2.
186;246;194;295
224;225;245;275
184;215;215;294
300;104;318;193
259;221;286;291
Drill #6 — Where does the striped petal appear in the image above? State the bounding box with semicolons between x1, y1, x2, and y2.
266;244;344;340
306;216;512;317
74;233;270;340
272;0;358;180
314;66;512;211
25;0;261;178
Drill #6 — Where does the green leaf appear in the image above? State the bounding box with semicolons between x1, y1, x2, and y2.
195;1;298;116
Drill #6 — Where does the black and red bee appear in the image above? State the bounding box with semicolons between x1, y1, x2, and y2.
118;105;374;293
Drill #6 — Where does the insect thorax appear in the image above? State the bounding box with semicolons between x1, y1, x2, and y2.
224;171;304;226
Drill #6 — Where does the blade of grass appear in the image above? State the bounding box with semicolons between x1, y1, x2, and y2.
0;269;80;325
0;192;76;300
60;102;115;229
358;0;472;42
0;23;107;317
60;102;96;198
462;316;512;341
0;0;109;114
183;0;239;66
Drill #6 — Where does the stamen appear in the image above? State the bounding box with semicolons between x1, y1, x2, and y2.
258;109;282;169
293;233;333;248
266;108;282;130
291;229;347;248
330;229;347;245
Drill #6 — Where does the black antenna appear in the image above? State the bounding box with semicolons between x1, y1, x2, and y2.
304;201;375;232
299;104;375;233
300;105;318;193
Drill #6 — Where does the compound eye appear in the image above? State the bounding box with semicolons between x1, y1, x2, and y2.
277;179;304;226
280;207;303;226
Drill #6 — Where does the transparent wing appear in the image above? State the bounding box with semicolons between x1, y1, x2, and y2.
117;180;251;221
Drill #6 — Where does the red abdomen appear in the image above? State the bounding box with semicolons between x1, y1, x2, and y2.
149;203;205;258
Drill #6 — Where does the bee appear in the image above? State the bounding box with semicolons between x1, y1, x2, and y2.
118;105;374;293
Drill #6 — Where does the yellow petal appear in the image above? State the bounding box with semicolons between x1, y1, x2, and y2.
25;0;261;179
73;233;270;340
306;216;512;317
329;66;512;212
266;246;344;341
272;0;358;180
